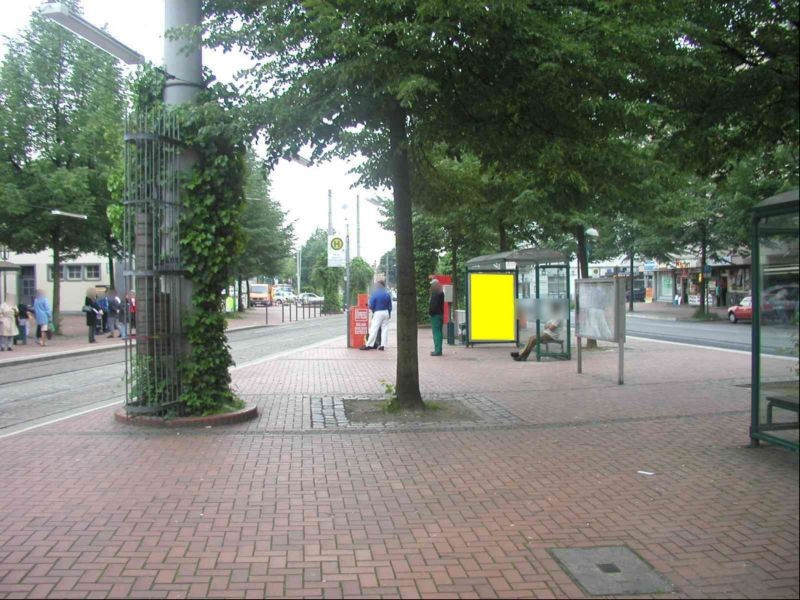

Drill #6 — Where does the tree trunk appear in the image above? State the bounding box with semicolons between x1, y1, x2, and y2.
700;223;707;315
575;227;589;280
388;103;423;409
498;219;509;252
238;273;245;311
575;227;597;348
450;244;459;314
107;249;115;290
629;252;635;312
51;237;61;332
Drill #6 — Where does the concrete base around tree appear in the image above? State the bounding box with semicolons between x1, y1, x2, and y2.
0;328;797;599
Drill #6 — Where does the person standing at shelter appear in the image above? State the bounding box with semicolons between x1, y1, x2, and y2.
33;290;52;347
429;279;445;356
84;289;101;344
106;290;121;338
16;299;31;345
0;294;19;351
360;280;391;351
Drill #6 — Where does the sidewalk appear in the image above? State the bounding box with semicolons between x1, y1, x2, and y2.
0;328;797;598
627;301;729;321
0;307;311;365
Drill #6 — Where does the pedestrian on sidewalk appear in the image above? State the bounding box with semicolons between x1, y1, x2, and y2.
83;288;101;344
97;291;109;333
429;279;445;356
33;290;51;347
106;290;121;338
360;280;391;351
16;299;31;345
0;294;19;351
126;291;136;334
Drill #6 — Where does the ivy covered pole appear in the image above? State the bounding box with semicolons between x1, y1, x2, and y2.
162;0;202;369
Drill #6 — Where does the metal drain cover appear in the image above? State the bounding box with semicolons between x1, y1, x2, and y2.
550;546;672;596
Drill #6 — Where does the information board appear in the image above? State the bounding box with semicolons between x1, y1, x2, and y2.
575;279;619;342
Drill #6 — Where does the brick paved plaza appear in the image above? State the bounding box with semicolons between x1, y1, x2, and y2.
0;330;798;599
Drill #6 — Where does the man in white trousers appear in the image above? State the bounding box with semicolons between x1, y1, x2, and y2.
360;280;392;351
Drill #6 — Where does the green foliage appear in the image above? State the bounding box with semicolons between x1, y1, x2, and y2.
348;257;374;305
238;152;294;282
0;8;124;324
129;355;169;408
311;262;343;313
178;88;248;414
300;228;330;293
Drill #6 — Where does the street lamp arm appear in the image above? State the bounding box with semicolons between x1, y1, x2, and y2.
39;2;145;65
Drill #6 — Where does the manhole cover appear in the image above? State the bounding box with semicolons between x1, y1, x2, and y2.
549;546;672;596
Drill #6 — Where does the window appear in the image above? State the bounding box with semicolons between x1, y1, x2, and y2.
47;265;66;281
66;265;83;281
84;264;101;280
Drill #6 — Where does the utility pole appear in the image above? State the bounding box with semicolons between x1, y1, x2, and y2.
296;249;301;294
356;195;361;258
327;189;333;235
155;0;202;376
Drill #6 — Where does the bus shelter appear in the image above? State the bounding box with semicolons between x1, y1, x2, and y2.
750;190;799;451
465;248;571;360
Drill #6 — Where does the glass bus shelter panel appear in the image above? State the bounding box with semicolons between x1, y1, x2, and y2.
756;213;799;449
516;266;535;347
535;265;571;360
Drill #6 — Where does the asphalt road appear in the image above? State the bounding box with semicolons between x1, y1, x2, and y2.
0;315;345;435
626;313;796;356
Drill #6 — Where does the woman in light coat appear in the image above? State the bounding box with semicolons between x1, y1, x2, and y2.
0;294;19;351
33;289;52;346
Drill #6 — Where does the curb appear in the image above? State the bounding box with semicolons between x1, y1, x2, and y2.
0;323;270;368
114;403;258;428
626;314;678;322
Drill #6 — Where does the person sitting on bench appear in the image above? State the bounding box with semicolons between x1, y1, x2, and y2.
511;302;565;362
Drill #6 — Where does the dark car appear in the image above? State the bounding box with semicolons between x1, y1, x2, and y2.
625;287;646;302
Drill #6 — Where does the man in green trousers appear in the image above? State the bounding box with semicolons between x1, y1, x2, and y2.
428;279;445;356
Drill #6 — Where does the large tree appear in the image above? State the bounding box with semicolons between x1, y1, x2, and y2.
0;6;124;325
237;152;295;307
205;0;491;407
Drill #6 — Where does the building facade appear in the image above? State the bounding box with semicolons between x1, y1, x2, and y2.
1;250;113;312
571;252;751;307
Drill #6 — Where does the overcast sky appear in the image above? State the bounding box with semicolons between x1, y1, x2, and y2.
0;0;395;266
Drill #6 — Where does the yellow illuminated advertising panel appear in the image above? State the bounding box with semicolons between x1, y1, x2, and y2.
468;271;516;343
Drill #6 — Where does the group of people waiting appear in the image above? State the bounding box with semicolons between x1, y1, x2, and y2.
0;289;57;349
83;289;136;343
0;288;136;351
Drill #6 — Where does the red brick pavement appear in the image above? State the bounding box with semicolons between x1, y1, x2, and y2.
0;330;797;599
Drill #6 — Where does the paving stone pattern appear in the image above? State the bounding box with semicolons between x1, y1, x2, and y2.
0;330;797;599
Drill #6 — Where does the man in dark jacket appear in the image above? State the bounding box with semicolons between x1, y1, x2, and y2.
429;279;445;356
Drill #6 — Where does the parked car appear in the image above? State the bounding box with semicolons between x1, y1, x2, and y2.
297;292;324;305
761;284;799;324
625;287;646;302
248;284;272;307
728;296;752;323
272;289;296;305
